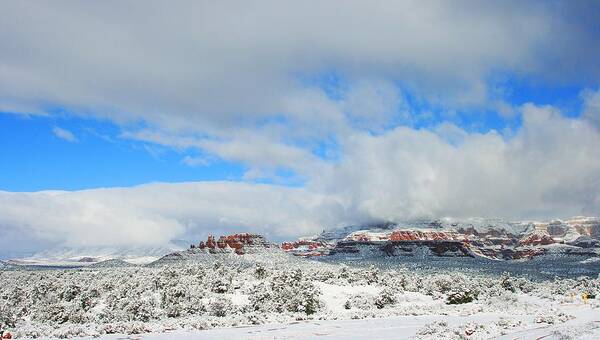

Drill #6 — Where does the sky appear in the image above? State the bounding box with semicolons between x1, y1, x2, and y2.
1;1;600;257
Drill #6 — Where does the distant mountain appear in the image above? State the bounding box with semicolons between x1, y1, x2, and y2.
282;217;600;260
8;241;189;266
0;260;15;269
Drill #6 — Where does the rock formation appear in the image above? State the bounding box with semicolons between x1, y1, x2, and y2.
191;233;273;255
281;217;600;261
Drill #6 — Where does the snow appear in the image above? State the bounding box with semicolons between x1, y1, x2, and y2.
316;282;382;313
122;257;162;265
227;292;250;307
93;309;600;339
581;257;600;264
95;316;497;339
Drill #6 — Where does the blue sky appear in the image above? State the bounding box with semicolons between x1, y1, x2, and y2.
0;113;247;191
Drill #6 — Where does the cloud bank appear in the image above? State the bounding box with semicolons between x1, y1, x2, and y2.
1;1;599;128
317;104;600;221
0;183;351;255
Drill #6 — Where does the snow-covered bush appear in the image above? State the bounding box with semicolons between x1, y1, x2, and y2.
534;310;574;324
0;301;17;327
344;294;374;310
416;320;448;337
209;298;231;317
250;269;321;315
446;290;479;305
374;287;396;309
253;264;267;279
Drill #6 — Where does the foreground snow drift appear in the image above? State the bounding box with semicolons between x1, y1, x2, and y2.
1;254;600;339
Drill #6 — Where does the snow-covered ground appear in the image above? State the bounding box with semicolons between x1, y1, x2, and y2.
2;253;600;339
97;309;600;339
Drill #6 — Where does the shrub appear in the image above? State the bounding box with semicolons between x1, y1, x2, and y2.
374;288;396;309
446;290;479;305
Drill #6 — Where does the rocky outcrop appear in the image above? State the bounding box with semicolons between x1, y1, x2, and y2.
389;230;465;241
330;240;474;258
280;240;333;257
567;236;600;248
519;233;555;246
457;226;518;240
191;233;274;255
477;247;546;260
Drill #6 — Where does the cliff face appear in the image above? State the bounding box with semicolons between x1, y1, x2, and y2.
281;217;600;260
330;240;474;258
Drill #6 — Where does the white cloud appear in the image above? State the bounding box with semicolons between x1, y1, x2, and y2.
0;182;354;256
0;1;597;132
122;126;331;180
313;104;600;222
199;135;329;180
181;155;210;167
52;126;78;142
341;79;406;131
433;122;469;145
583;89;600;131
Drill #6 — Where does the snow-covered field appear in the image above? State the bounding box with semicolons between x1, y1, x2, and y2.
98;311;600;339
2;253;600;339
